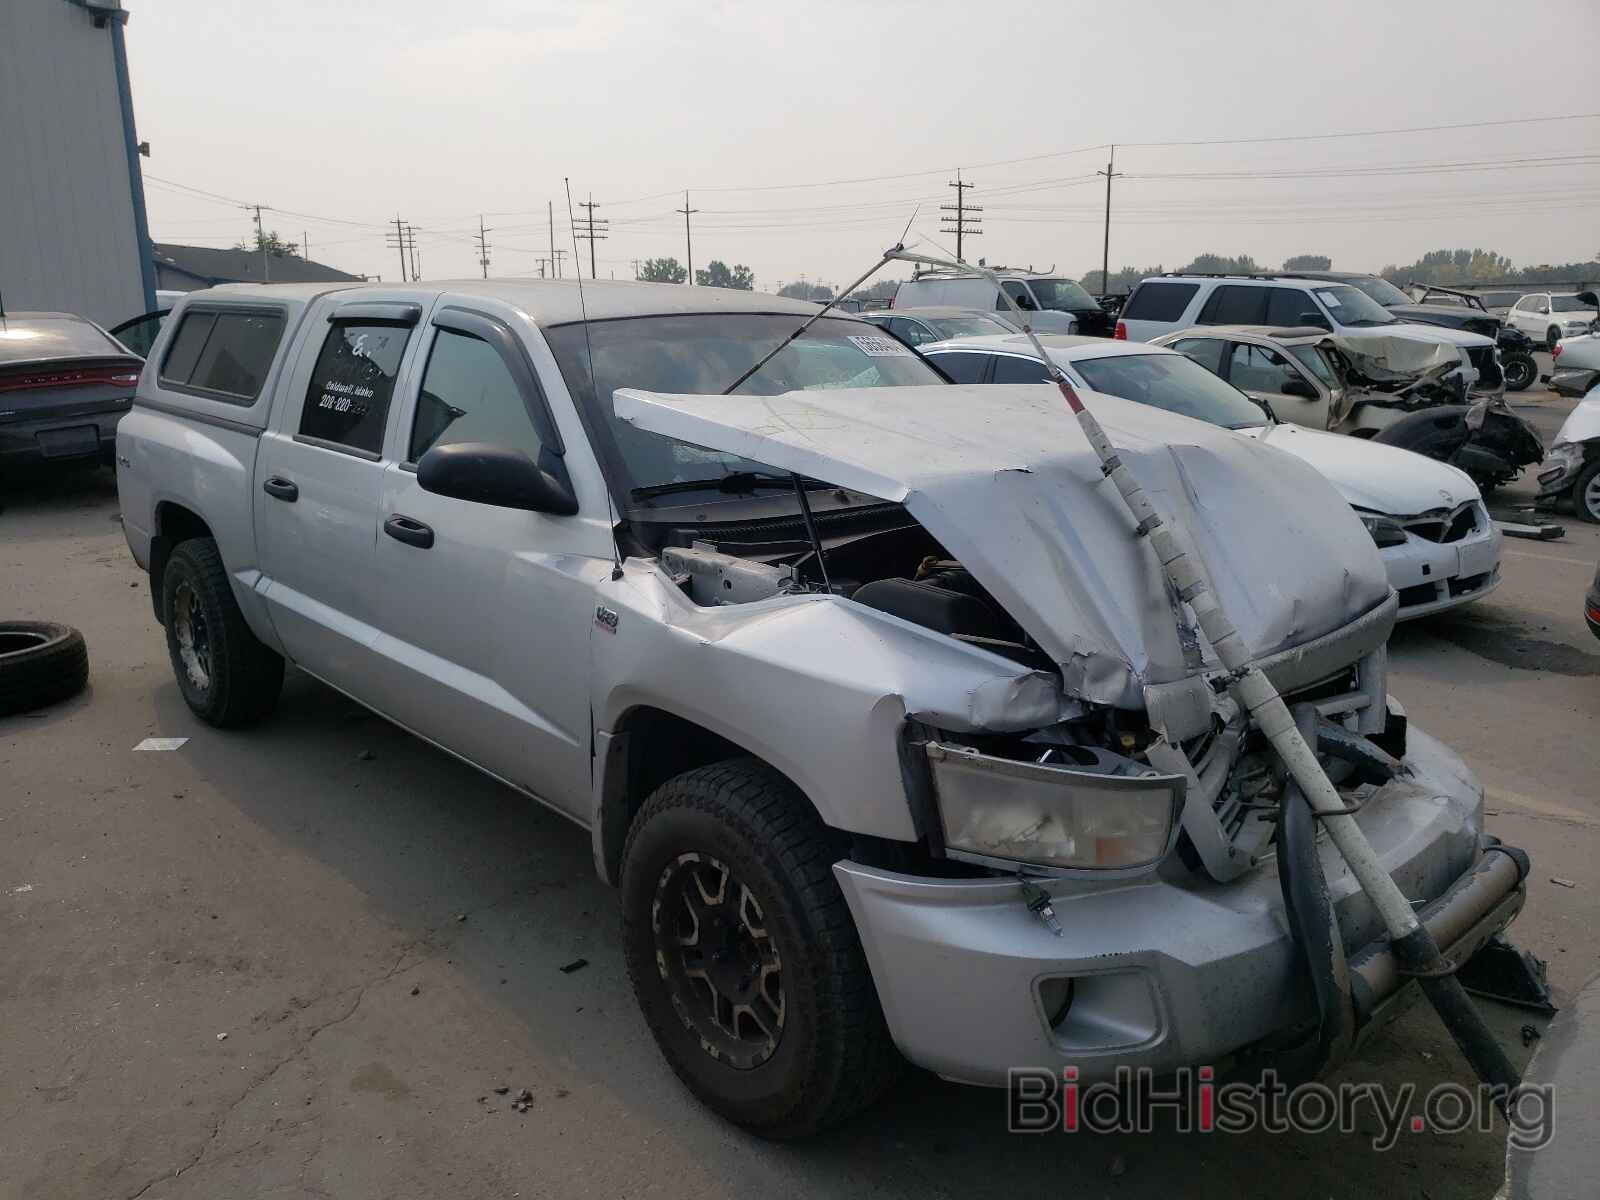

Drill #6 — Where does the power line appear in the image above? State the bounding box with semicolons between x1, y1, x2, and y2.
1121;110;1600;149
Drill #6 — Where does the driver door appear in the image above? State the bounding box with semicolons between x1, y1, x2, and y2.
1223;341;1328;428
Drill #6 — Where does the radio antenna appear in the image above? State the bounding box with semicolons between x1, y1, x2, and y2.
566;177;624;581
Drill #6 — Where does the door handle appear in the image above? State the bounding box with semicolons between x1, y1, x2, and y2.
262;476;299;502
384;513;434;549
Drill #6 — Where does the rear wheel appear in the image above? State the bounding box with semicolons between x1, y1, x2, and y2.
1547;325;1562;351
1502;353;1537;392
620;759;900;1138
162;538;284;726
1573;460;1600;524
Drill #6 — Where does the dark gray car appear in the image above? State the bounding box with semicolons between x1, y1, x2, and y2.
0;311;142;470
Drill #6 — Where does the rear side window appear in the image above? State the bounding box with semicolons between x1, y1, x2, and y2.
1266;288;1327;328
1197;285;1269;326
299;322;410;455
1122;282;1199;322
992;355;1051;383
926;351;990;384
409;328;544;463
158;309;284;402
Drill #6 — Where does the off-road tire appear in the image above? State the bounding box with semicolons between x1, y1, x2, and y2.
161;538;283;727
1572;460;1600;524
0;622;88;717
620;758;901;1138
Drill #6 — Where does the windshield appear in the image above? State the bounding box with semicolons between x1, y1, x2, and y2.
928;315;1014;338
1025;278;1099;312
545;313;944;496
1341;276;1411;307
1072;352;1268;430
1312;284;1397;328
1552;296;1592;313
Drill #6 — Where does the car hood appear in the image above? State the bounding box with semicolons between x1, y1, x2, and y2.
1554;389;1600;446
1384;304;1499;337
1352;322;1495;350
614;384;1392;709
1244;423;1480;516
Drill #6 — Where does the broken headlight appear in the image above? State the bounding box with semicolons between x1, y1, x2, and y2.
924;742;1184;872
1357;512;1409;548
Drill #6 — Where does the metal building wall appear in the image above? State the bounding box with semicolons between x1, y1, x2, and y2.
0;0;152;326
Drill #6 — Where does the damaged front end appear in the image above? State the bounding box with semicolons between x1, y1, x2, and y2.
610;381;1529;1087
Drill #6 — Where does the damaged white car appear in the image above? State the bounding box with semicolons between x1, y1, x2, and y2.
919;334;1503;619
116;280;1532;1138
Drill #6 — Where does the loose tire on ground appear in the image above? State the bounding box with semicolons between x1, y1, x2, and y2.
620;758;901;1138
0;622;88;717
161;537;284;727
1502;354;1537;392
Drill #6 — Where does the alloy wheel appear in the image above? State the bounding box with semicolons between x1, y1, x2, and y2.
172;581;212;692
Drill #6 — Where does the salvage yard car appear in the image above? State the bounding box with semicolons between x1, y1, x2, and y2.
116;280;1531;1137
0;310;143;471
919;333;1502;620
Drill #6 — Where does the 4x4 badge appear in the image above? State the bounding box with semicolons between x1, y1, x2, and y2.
594;604;620;634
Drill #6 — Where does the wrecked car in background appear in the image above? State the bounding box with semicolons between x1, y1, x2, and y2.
1152;324;1543;490
919;333;1503;620
116;280;1531;1137
1537;382;1600;522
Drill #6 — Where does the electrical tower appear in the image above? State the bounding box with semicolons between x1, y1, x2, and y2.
940;170;981;262
575;194;608;279
474;215;493;279
677;191;698;284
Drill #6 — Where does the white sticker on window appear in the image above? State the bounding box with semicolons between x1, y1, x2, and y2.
1314;289;1341;308
848;334;912;357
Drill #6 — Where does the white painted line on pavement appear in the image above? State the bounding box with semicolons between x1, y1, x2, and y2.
133;737;189;751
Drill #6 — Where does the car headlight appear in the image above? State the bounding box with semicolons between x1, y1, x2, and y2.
1357;512;1409;547
924;742;1184;872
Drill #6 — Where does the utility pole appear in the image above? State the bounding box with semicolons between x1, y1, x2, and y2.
388;216;409;283
575;193;608;279
252;204;269;282
474;214;492;279
677;191;698;284
548;201;557;279
406;223;420;283
630;258;641;280
1097;145;1122;297
940;170;981;262
302;232;309;260
552;248;567;278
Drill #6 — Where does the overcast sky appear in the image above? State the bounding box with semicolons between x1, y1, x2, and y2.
128;0;1599;290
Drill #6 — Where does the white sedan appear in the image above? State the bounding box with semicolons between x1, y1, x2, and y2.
919;334;1501;620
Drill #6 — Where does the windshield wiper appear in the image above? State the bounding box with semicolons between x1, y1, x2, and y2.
631;471;836;501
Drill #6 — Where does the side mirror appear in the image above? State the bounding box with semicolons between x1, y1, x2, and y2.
417;441;579;515
1280;377;1319;400
1578;291;1598;308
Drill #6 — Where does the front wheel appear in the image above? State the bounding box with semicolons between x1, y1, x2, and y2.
620;759;899;1138
1572;460;1600;524
1502;353;1537;392
162;538;284;726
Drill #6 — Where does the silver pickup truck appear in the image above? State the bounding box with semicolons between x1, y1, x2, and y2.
116;280;1528;1137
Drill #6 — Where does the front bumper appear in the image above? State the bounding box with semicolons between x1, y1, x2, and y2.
1382;515;1502;620
835;728;1521;1086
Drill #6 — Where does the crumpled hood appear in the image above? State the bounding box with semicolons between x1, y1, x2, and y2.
1246;423;1480;516
615;384;1392;709
1327;332;1467;384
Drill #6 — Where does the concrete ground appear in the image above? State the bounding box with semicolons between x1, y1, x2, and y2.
2;373;1596;1199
